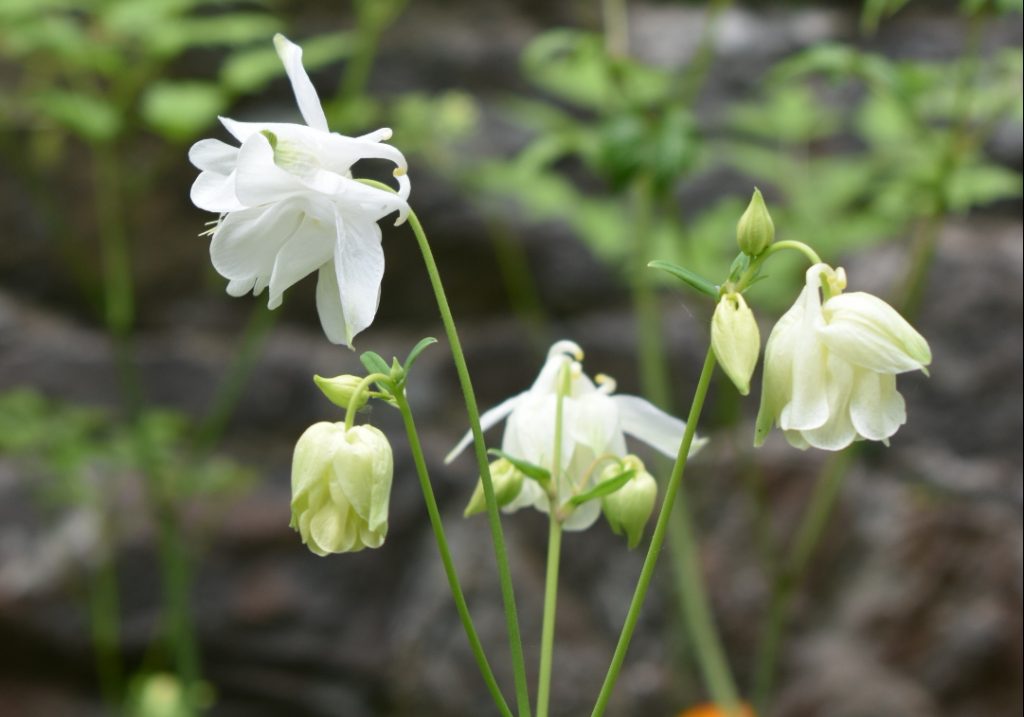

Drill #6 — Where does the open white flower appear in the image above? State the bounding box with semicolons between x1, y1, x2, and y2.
755;263;931;451
446;340;706;531
189;34;410;347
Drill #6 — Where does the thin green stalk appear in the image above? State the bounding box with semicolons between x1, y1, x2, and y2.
536;517;563;717
751;449;851;714
405;209;532;717
537;363;570;717
195;305;277;453
592;348;740;717
393;390;514;717
88;529;124;715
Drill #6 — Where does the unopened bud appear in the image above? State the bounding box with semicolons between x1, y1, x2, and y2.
464;458;525;517
601;456;658;549
712;292;761;396
314;374;368;411
737;188;774;257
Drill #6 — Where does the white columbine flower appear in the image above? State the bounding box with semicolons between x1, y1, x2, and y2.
755;263;932;451
189;34;410;347
446;340;705;531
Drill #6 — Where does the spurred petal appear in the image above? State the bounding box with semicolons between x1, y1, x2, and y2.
332;212;384;346
210;202;302;281
848;368;906;441
819;292;931;374
615;394;704;458
234;132;306;205
273;34;329;131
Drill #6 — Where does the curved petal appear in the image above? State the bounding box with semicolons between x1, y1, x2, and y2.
274;34;329;131
190;170;243;213
310;500;356;554
614;394;704;458
849;368;906;441
561;498;602;532
226;277;256;297
267;213;334;310
209;202;303;281
314;263;347;345
779;285;830;431
312;172;410;224
333;213;385;346
799;355;857;451
234;132;307;206
570;393;621;456
189;138;238;173
321;131;408;176
444;392;528;463
819;292;931;374
754;302;801;446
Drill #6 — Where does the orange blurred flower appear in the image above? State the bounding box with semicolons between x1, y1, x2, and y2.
677;703;755;717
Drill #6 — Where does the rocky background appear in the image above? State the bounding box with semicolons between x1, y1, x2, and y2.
0;2;1021;716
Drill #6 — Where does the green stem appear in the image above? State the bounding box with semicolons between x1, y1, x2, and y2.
344;373;391;431
630;177;672;406
752;449;851;713
392;390;514;717
536;517;563;717
592;348;740;717
88;528;124;714
195;305;277;453
405;209;532;717
759;240;822;268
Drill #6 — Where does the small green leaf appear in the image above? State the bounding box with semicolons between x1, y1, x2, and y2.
487;449;550;487
360;351;390;376
647;260;719;298
568;469;635;507
403;337;437;374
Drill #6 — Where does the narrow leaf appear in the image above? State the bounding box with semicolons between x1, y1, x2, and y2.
360;351;390;376
647;260;719;298
403;337;437;374
487;449;550;486
569;469;636;507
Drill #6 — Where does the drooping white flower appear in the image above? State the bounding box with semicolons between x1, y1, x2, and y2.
189;34;410;347
446;340;705;531
291;422;393;555
755;263;932;451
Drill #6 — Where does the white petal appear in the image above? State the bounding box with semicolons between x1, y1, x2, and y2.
314;263;348;346
444;392;528;464
561;499;602;532
317;172;410;224
333;213;385;346
819;292;931;374
188;138;239;173
779;285;830;431
615;394;704;458
190;170;243;213
273;34;329;132
570;393;621;456
754;302;802;446
209;202;303;281
849;368;906;441
226;277;256;297
234;132;306;206
267;214;334;309
799;356;857;451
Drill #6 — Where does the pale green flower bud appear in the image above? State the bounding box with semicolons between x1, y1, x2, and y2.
737;188;774;257
290;422;393;555
464;458;525;517
313;374;368;411
712;292;761;396
601;456;658;549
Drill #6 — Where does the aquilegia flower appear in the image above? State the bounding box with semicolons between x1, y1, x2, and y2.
755;263;931;451
446;340;705;531
189;34;410;347
291;422;393;555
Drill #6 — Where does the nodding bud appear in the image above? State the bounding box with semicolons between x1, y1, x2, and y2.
600;456;658;549
712;292;761;396
463;458;525;517
737;188;774;257
290;422;393;555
